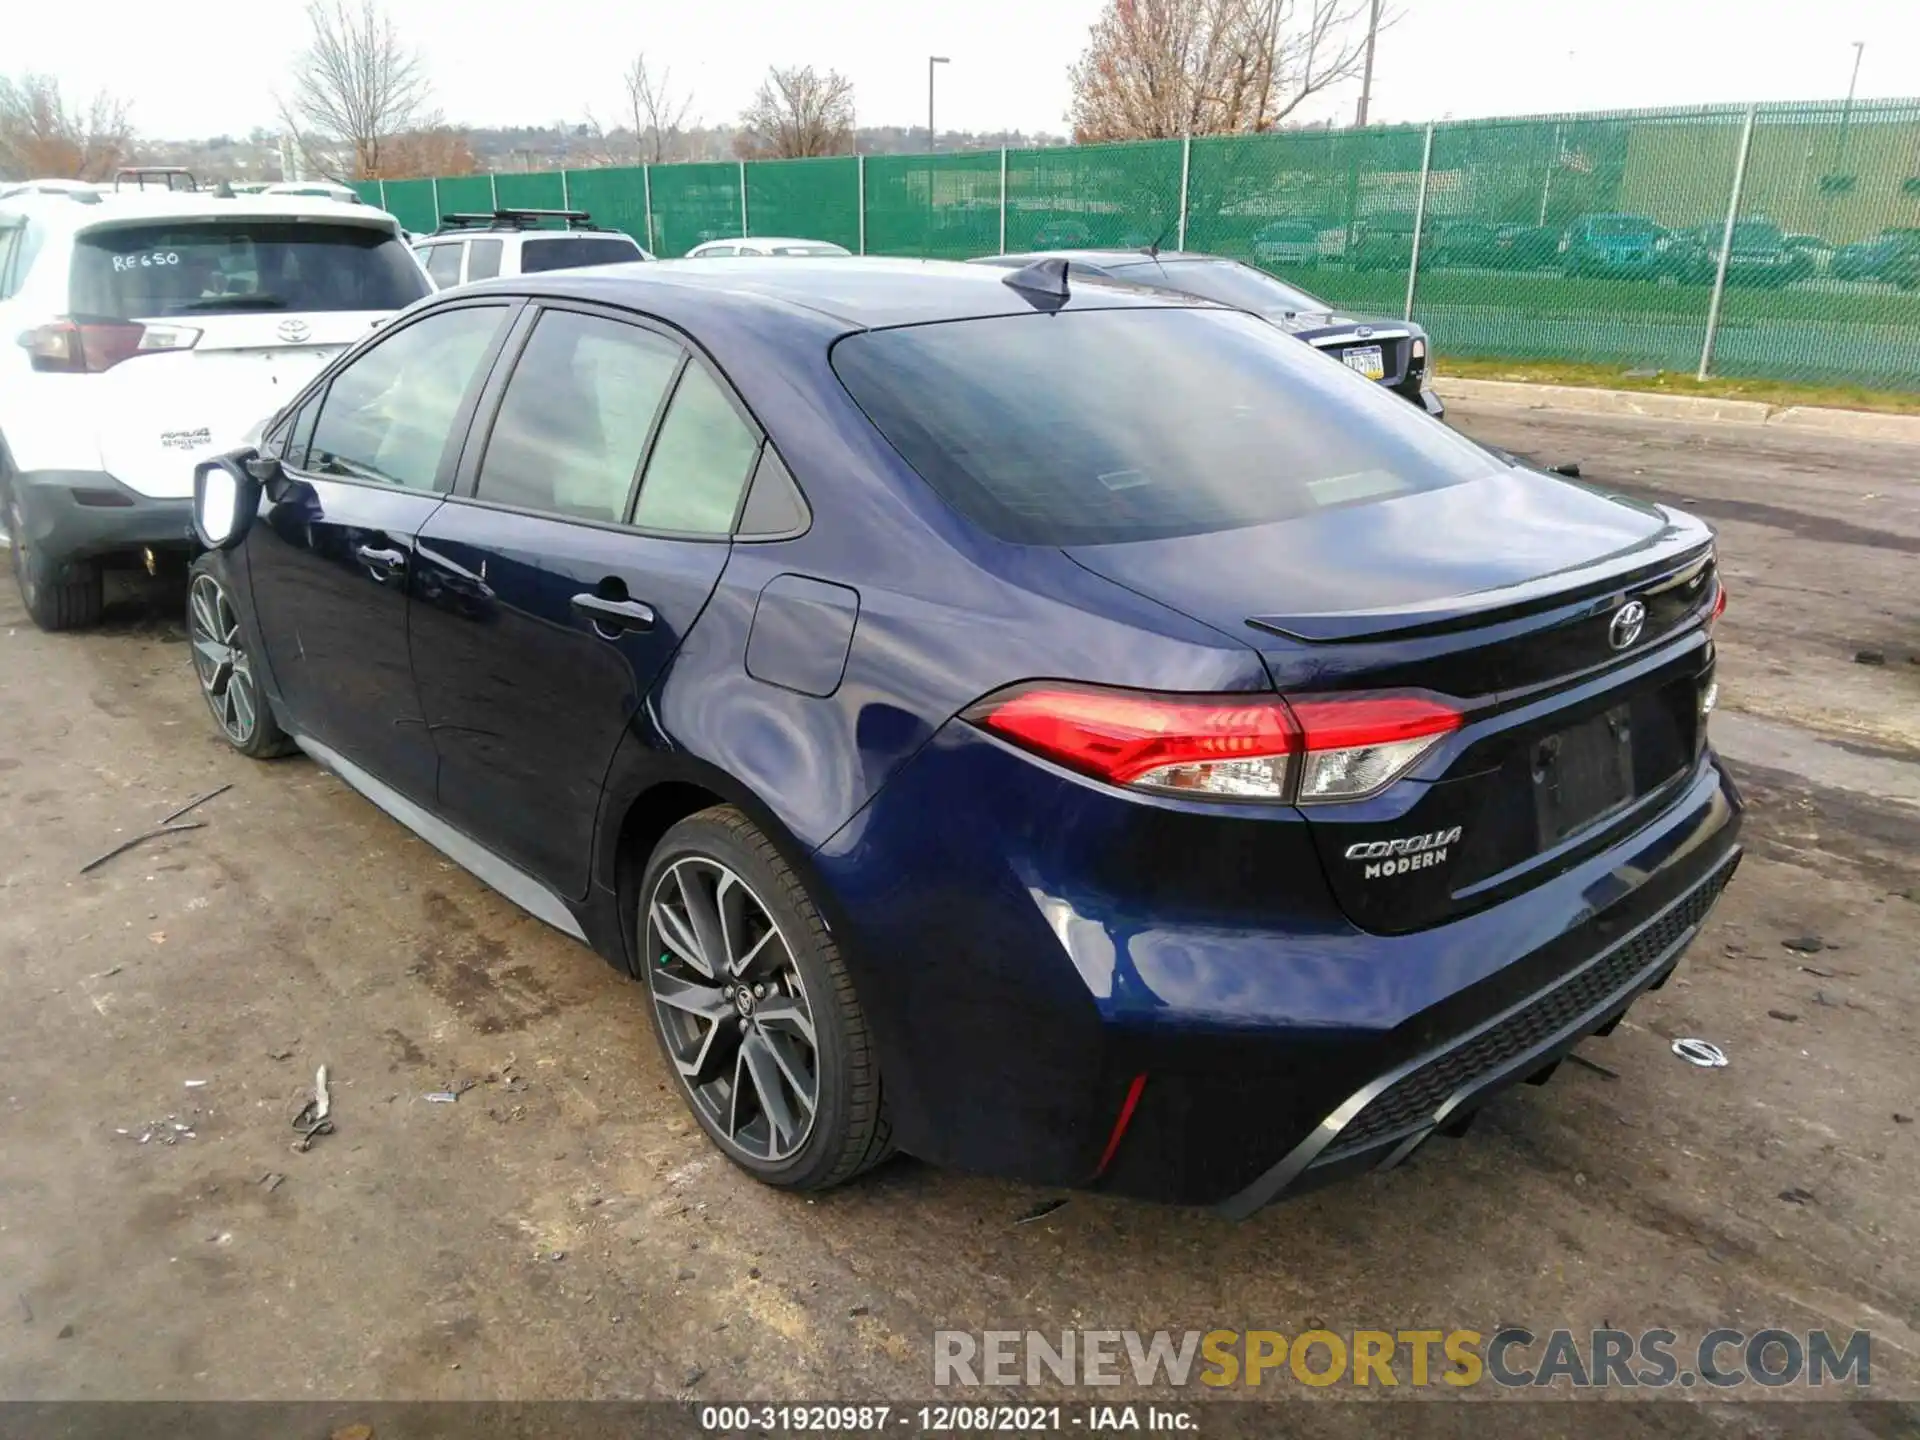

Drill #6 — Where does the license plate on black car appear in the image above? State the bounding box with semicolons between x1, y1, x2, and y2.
1342;345;1385;380
1533;706;1635;845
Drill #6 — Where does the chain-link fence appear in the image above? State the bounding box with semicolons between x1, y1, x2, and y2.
358;97;1920;389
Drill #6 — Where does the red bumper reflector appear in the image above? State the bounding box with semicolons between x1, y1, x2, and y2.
1093;1072;1149;1178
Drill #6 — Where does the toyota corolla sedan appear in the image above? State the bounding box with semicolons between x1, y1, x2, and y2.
186;257;1739;1215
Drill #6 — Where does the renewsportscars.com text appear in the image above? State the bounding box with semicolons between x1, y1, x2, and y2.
932;1327;1871;1390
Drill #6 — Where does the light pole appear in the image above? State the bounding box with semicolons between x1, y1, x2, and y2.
928;56;949;152
1353;0;1382;127
1838;41;1866;170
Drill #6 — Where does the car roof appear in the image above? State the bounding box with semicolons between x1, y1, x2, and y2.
981;249;1226;270
461;254;1211;330
0;189;398;232
706;237;848;250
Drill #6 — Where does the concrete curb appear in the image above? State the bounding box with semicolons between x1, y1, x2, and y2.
1434;376;1920;442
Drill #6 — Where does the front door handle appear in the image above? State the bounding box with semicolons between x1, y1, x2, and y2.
572;592;656;634
355;544;407;577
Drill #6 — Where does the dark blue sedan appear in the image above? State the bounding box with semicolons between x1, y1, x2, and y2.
186;257;1741;1214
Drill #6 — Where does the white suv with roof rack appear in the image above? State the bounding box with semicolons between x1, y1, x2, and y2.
0;168;432;629
411;208;653;289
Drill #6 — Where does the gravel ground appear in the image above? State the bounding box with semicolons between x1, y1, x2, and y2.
0;403;1914;1427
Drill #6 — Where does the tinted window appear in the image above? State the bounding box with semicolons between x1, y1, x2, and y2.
1120;259;1330;315
833;308;1495;546
766;243;849;256
423;243;463;288
70;221;428;318
633;363;760;534
267;394;323;469
466;238;502;280
520;236;644;272
693;243;735;258
476;311;682;522
306;306;503;491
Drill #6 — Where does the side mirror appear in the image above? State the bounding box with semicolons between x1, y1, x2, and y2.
193;450;263;551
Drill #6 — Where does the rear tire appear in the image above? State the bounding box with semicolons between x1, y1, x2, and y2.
639;805;891;1191
7;488;103;631
188;555;293;759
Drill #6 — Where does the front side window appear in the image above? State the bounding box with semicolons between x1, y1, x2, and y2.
69;220;429;318
476;310;683;523
305;306;504;491
632;363;760;534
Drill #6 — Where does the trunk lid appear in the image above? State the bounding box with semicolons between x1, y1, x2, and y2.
94;313;381;497
1065;468;1720;932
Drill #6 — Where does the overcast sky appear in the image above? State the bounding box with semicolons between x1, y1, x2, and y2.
20;0;1920;141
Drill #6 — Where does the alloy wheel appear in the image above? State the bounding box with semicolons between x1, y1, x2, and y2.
189;573;259;746
644;857;820;1164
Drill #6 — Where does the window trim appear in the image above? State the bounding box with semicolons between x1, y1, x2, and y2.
444;297;766;542
281;297;520;497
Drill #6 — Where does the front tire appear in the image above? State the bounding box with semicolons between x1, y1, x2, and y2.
188;556;292;758
640;806;891;1190
7;488;102;631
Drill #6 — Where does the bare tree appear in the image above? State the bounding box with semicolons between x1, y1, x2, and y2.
1068;0;1381;142
0;73;132;181
624;53;694;164
734;66;855;160
377;124;478;179
278;0;430;181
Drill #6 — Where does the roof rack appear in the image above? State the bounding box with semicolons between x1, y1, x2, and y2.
114;167;199;193
434;208;606;234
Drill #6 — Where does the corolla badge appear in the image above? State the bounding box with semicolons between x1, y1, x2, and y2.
1608;600;1647;650
1345;826;1463;879
277;318;312;344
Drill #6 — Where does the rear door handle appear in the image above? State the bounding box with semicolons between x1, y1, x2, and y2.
355;544;406;576
571;593;655;634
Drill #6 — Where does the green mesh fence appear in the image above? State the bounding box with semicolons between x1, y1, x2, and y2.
563;166;653;248
864;151;1003;258
351;180;382;205
745;156;860;252
1006;139;1182;252
341;96;1920;388
646;162;743;257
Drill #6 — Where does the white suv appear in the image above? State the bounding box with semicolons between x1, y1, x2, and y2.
0;177;431;628
411;209;652;289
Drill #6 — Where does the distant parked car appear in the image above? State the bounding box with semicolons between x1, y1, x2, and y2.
1492;223;1562;270
1029;219;1094;250
262;180;363;204
414;209;653;288
1560;214;1662;278
1423;218;1499;268
1350;212;1416;271
1662;219;1793;287
684;237;851;258
1252;220;1322;268
975;249;1443;418
1780;235;1831;283
1831;228;1920;288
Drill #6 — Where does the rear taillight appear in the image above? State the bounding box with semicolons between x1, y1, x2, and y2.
19;317;200;373
1707;579;1727;634
967;684;1461;804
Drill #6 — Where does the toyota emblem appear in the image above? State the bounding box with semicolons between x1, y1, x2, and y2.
277;319;312;344
1608;600;1647;650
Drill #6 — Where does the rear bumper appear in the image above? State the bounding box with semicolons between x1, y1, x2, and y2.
815;726;1742;1208
7;470;193;564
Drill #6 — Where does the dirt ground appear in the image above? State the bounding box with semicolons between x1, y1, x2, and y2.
0;402;1915;1424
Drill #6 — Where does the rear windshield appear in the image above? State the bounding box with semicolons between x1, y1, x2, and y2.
520;236;644;272
833;307;1494;546
1122;259;1329;315
71;221;427;319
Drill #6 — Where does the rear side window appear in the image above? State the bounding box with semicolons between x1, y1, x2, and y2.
306;305;503;491
632;364;760;534
832;307;1494;546
465;238;502;281
520;236;644;272
476;310;682;523
423;243;463;288
69;221;429;319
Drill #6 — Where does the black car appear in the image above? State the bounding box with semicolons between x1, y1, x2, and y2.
186;257;1738;1212
977;250;1444;418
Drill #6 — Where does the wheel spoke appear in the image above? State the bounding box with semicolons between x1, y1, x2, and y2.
736;1033;804;1155
229;666;256;735
756;1025;816;1117
651;896;710;977
728;922;784;980
754;994;815;1049
676;863;730;980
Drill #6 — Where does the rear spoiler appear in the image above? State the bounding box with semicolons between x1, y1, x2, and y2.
1248;518;1714;644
